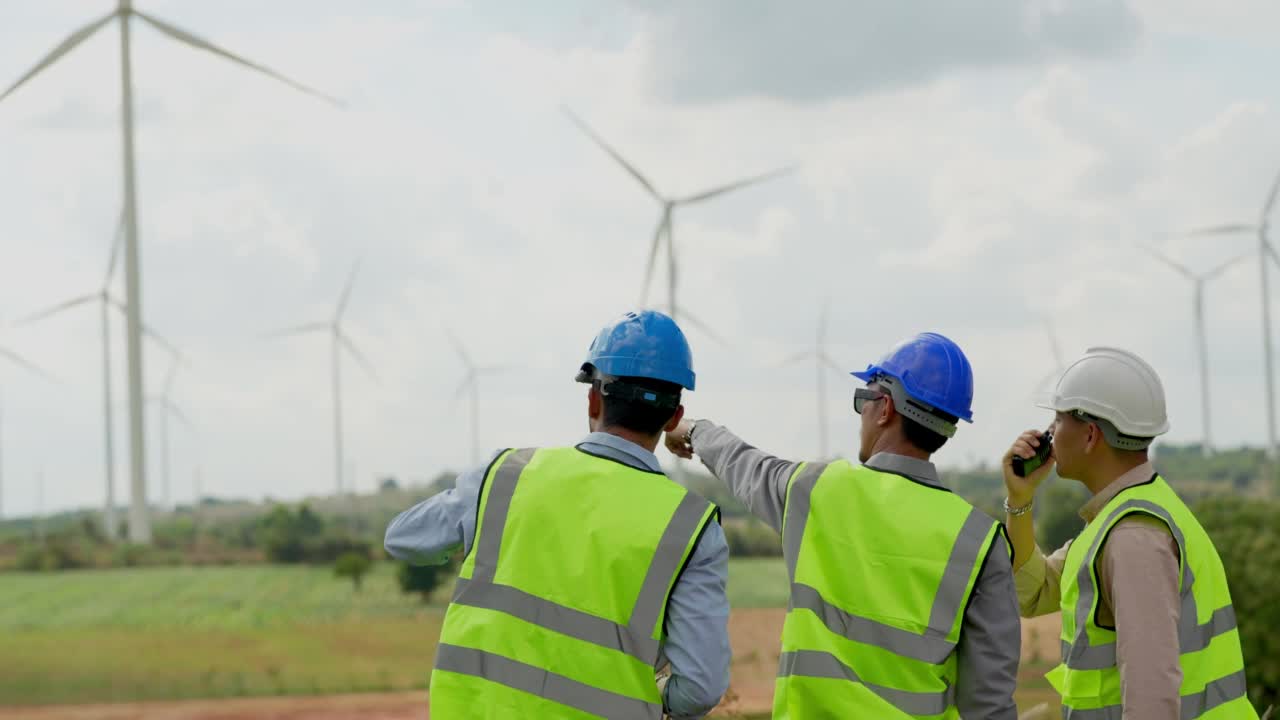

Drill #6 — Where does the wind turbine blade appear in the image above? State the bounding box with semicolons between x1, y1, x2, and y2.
1041;318;1065;368
1183;223;1259;238
561;105;663;202
676;165;796;205
104;295;184;357
451;376;472;406
819;353;844;375
1262;169;1280;220
639;213;667;305
1266;243;1280;273
148;327;183;363
0;11;116;105
1205;250;1254;280
161;399;194;431
773;350;812;369
133;11;343;107
335;259;362;322
261;321;329;340
672;308;728;346
444;326;474;368
10;294;98;327
0;347;57;383
104;209;125;287
1136;242;1194;280
338;331;378;383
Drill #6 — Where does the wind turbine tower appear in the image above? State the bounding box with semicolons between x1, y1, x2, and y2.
1141;244;1250;455
0;0;342;542
267;262;376;496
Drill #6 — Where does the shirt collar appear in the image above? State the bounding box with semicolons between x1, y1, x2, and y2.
1078;461;1156;522
579;431;663;473
864;452;946;489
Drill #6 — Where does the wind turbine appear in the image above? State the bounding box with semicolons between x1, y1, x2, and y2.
776;300;843;459
0;0;342;543
1141;244;1251;455
1182;169;1280;461
563;107;792;323
0;346;58;521
1031;318;1068;400
445;329;504;467
266;261;376;496
147;348;187;510
11;217;177;538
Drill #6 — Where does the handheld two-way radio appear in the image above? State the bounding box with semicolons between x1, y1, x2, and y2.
1012;430;1053;478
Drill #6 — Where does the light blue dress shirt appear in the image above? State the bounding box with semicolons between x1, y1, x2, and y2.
385;432;731;719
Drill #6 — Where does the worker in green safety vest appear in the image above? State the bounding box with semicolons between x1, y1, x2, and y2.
668;332;1021;719
385;309;730;719
1003;346;1258;719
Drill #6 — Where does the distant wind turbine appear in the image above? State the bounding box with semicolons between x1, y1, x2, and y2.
11;216;177;538
0;0;342;543
266;261;376;496
0;346;58;521
1141;244;1251;455
1031;318;1068;400
446;329;505;467
147;348;189;510
776;300;843;459
563;107;792;325
1182;169;1280;460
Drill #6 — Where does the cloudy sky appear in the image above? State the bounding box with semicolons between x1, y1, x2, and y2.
2;0;1279;517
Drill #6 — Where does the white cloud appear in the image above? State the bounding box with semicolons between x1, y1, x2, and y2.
1;3;1279;518
633;0;1141;103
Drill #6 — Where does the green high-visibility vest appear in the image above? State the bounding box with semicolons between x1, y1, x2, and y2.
774;460;1005;719
1048;474;1256;719
430;446;719;720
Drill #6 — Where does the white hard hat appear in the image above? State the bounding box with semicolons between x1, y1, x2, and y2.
1037;346;1170;445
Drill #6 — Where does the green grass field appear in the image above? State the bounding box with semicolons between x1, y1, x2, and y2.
0;563;447;705
0;559;794;706
0;558;1061;715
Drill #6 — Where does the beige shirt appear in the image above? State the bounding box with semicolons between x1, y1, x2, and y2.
1015;462;1183;720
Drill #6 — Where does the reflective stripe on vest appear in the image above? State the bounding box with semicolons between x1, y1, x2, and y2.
777;461;1000;718
436;643;662;720
1053;477;1253;719
777;650;956;717
783;462;997;664
433;447;715;719
1058;670;1248;720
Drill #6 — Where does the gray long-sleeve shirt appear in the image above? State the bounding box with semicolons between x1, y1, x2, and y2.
384;431;731;719
689;420;1020;720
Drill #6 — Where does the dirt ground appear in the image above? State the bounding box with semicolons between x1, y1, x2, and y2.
1;612;1063;719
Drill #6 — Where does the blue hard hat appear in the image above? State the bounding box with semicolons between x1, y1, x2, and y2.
851;332;974;422
578;310;696;390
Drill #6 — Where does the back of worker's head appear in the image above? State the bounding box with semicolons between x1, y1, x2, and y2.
576;310;695;439
1037;346;1168;481
851;333;974;462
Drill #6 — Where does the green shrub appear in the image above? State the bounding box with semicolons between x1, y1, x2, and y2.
1196;495;1280;711
723;519;782;557
334;552;372;591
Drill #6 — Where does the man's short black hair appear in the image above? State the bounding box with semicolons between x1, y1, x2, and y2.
598;375;682;435
901;412;955;454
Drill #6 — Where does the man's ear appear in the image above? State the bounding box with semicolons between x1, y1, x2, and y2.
663;405;686;433
588;385;603;420
1083;423;1100;454
878;395;896;427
